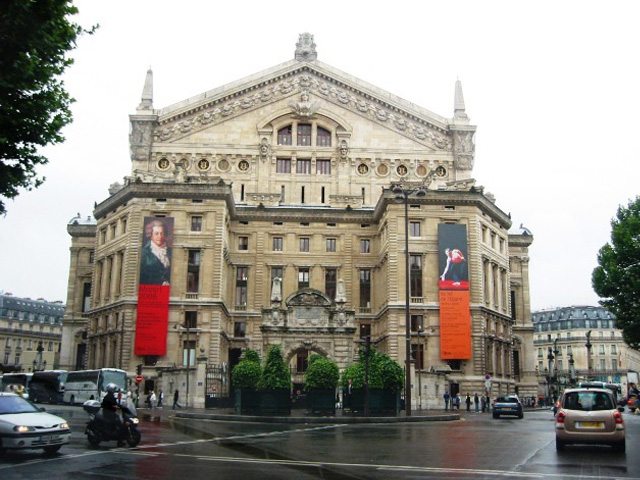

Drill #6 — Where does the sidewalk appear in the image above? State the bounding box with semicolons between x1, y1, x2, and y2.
138;406;460;424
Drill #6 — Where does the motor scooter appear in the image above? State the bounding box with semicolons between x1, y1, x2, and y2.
83;397;141;447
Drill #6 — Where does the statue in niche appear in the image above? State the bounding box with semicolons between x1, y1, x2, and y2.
291;89;320;119
172;158;187;183
259;138;271;161
271;277;282;302
335;279;346;303
338;141;349;161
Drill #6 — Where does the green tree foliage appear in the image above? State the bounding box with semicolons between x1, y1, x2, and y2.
592;197;640;349
258;345;291;390
341;348;404;391
0;0;95;214
231;349;261;390
304;354;339;391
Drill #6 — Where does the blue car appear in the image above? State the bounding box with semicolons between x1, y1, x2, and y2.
492;395;524;419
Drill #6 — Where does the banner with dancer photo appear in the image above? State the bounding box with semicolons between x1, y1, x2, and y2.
438;224;471;359
135;217;173;356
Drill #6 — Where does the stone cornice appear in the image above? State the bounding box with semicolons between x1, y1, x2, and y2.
67;223;97;238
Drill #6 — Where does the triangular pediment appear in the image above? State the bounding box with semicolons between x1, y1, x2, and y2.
152;61;454;151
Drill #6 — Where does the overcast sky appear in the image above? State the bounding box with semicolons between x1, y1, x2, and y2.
1;1;638;312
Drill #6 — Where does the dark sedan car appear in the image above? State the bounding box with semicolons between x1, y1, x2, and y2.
493;395;523;419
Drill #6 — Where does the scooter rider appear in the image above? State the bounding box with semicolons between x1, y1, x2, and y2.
102;383;124;443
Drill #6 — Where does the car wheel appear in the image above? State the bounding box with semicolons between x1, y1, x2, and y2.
493;413;499;419
556;439;566;452
43;445;61;455
518;413;524;419
612;439;626;453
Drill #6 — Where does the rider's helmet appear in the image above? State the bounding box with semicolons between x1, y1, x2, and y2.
106;383;120;394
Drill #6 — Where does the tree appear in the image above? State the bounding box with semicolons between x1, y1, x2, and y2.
304;355;339;391
258;345;291;390
231;349;261;390
592;197;640;349
0;0;95;214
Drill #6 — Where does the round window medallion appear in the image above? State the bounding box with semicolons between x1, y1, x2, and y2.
377;164;389;175
157;158;170;170
218;159;230;171
396;164;408;176
357;163;369;175
436;166;447;177
197;158;210;171
238;160;250;172
416;165;427;176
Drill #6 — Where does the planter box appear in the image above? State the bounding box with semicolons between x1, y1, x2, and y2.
235;389;260;414
260;389;291;415
306;388;336;415
350;389;400;415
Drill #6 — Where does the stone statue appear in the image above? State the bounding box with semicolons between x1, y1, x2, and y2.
271;277;282;302
335;279;346;303
291;90;320;119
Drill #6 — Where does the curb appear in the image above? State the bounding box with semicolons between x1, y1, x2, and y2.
173;412;461;424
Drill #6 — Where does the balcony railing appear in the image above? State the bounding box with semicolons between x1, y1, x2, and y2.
185;292;199;300
410;297;424;304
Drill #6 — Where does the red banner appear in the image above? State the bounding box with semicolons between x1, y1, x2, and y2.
440;290;472;359
135;217;173;356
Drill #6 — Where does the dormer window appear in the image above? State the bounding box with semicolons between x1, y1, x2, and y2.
297;124;312;146
277;126;292;145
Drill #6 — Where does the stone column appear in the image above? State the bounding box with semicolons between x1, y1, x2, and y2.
194;350;208;408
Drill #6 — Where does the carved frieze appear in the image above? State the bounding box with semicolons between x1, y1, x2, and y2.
453;130;475;170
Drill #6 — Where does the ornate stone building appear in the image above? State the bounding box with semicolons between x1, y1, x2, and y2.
61;34;535;407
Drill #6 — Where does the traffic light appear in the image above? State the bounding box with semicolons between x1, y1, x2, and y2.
136;364;142;375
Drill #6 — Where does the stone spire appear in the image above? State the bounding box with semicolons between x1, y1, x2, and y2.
295;33;317;61
137;68;153;113
454;78;468;119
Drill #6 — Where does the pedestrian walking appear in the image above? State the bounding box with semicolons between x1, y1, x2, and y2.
444;391;451;411
173;389;180;409
481;394;487;412
158;389;164;408
465;393;471;412
149;390;157;409
455;394;461;410
474;393;479;412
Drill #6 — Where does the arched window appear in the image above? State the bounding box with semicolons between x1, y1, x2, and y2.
277;126;292;145
297;123;311;146
317;127;331;147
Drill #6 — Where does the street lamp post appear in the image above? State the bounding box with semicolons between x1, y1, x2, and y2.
568;353;575;387
585;330;592;380
392;182;429;417
553;339;560;395
547;347;554;399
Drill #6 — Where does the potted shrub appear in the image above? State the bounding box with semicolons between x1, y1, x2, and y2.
304;355;339;414
232;349;261;414
342;347;404;415
258;345;292;415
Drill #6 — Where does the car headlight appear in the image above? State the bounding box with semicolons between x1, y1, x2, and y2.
59;423;69;430
14;425;36;433
131;418;139;424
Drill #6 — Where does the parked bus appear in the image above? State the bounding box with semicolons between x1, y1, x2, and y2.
28;370;68;404
0;373;33;398
63;368;127;404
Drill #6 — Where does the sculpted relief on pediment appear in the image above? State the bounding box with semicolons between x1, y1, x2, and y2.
153;70;452;151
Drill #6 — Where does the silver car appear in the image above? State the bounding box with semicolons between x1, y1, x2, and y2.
0;392;70;455
555;388;625;452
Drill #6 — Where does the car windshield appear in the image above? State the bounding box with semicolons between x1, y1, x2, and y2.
0;395;41;414
563;391;613;411
497;396;518;403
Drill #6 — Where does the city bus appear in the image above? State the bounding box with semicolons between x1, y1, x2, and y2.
578;381;623;402
28;370;68;404
63;368;127;404
0;372;33;398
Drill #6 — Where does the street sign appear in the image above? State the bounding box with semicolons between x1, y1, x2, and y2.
136;375;143;383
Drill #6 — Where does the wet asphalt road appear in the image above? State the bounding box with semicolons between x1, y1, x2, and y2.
1;405;639;479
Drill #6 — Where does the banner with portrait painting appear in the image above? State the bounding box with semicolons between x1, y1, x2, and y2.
438;223;471;359
135;217;173;356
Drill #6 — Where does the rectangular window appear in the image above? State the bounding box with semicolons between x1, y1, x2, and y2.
277;126;292;145
296;350;309;372
411;344;424;370
82;282;92;313
326;238;336;252
187;250;201;293
185;311;197;329
276;158;291;173
297;123;312;146
599;358;606;370
599;345;605;355
316;159;331;175
567;345;572;355
234;321;246;338
325;268;337;299
273;237;283;251
183;340;196;367
300;237;310;252
411;314;423;332
190;216;202;232
360;323;371;339
236;267;248;306
410;255;423;297
359;269;371;308
296;159;311;174
410;221;421;237
239;236;249;251
611;345;617;355
298;268;310;289
317;127;331;147
612;358;618;370
360;239;371;253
